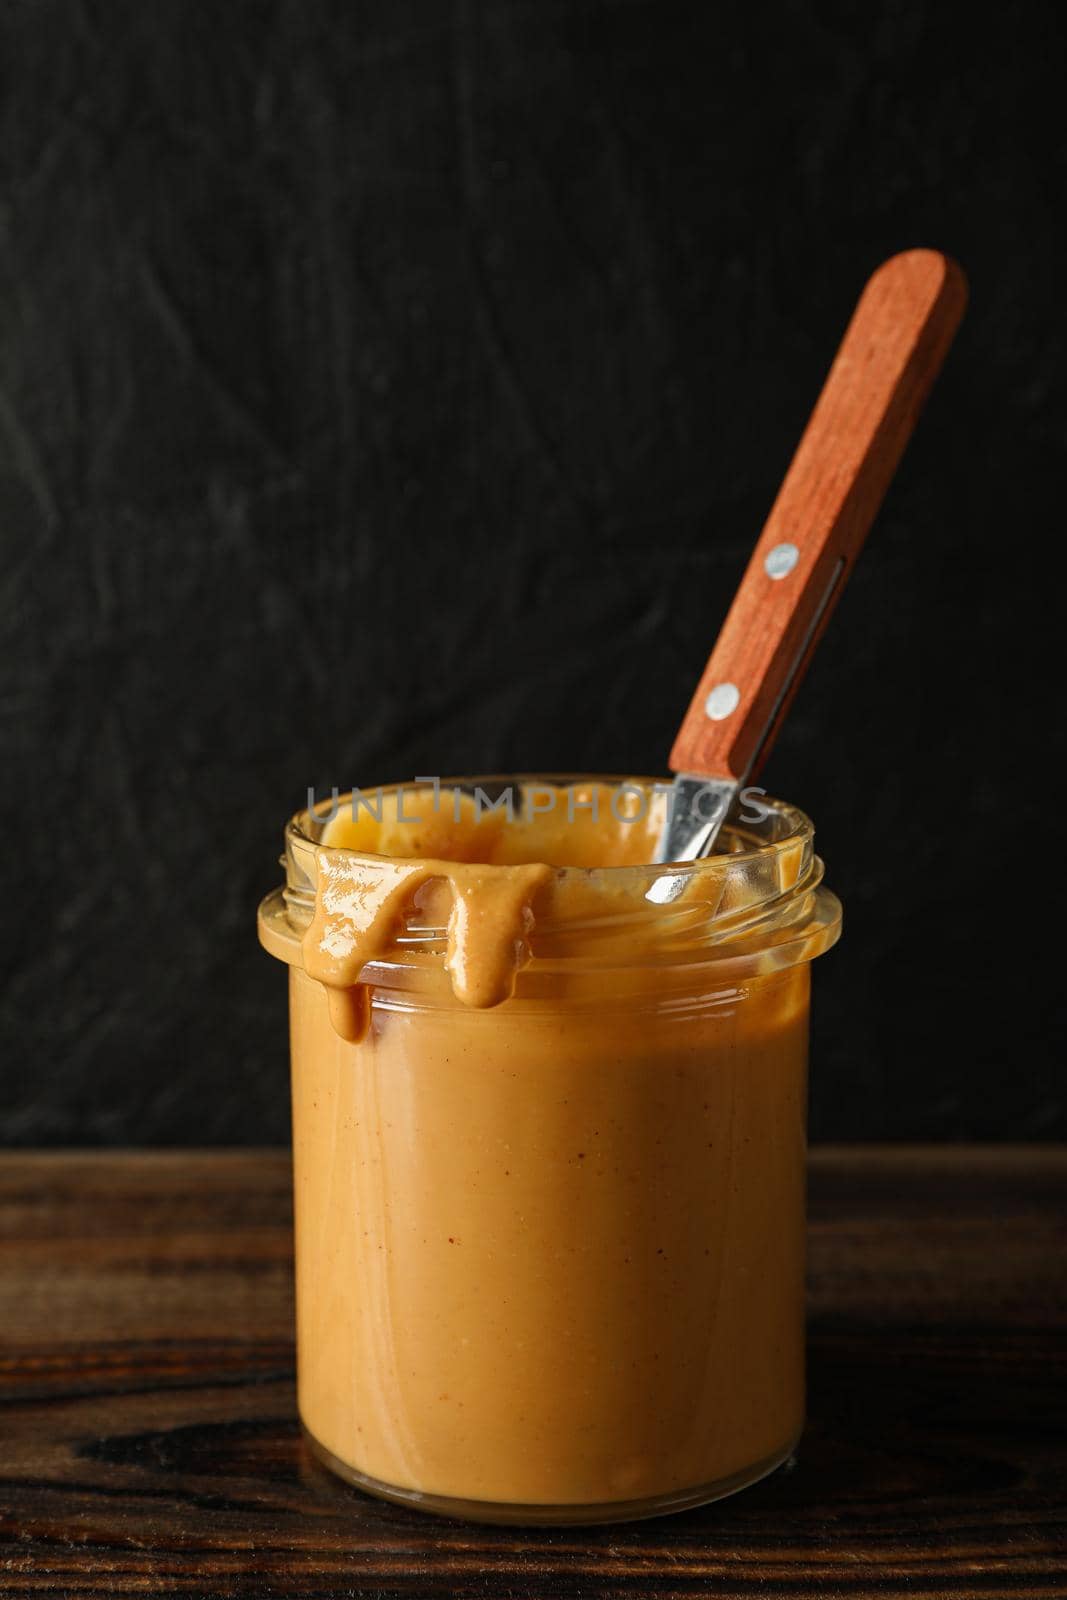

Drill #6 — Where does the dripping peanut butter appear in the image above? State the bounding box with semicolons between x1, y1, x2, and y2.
258;777;840;1520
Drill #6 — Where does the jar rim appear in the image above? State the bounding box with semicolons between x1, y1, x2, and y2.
257;775;841;985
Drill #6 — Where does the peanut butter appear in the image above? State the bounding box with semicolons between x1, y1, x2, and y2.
259;778;840;1518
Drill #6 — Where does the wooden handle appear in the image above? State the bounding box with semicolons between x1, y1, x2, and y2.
669;248;968;781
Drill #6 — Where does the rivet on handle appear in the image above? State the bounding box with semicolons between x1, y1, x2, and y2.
764;542;799;579
704;683;740;721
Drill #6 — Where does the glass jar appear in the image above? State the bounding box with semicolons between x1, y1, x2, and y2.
258;776;840;1524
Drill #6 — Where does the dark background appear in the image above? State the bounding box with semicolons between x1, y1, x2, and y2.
1;1;1063;1144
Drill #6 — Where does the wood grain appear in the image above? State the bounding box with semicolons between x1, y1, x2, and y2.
671;249;968;782
0;1147;1064;1598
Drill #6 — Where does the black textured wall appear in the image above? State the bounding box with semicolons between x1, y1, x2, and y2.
1;1;1063;1144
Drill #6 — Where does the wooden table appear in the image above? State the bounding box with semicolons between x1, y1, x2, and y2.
0;1148;1063;1598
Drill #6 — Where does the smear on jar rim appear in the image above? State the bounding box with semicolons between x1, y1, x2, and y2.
302;849;553;1042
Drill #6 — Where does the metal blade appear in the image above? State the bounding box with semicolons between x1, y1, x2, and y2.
646;775;736;904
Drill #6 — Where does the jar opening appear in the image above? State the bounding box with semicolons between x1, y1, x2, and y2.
291;774;808;875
